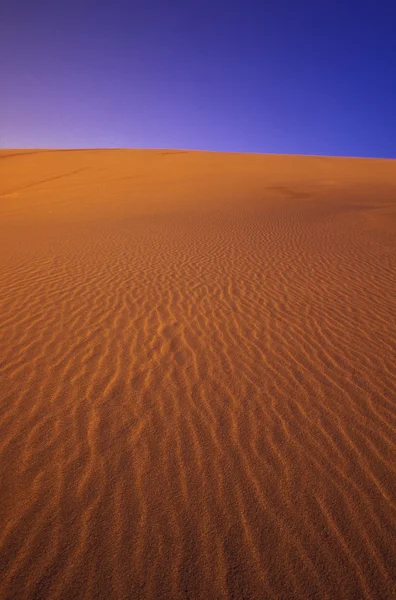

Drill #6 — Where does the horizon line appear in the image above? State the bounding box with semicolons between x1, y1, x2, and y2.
1;147;395;161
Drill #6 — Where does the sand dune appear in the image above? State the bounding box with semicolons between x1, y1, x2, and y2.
0;149;395;599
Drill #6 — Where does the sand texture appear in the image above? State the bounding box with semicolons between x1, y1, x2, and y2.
1;149;396;599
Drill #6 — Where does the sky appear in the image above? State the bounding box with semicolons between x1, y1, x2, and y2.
1;1;396;157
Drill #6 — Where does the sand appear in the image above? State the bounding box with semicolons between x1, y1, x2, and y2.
0;149;395;599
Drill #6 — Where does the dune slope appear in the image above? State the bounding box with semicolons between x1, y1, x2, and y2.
0;150;396;599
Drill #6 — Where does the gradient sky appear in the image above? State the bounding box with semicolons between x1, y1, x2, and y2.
2;1;396;157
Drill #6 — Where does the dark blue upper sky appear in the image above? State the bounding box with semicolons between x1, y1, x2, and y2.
2;1;396;156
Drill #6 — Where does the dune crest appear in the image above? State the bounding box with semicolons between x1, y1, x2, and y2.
1;150;396;599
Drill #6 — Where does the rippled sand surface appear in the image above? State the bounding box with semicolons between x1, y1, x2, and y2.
1;149;396;599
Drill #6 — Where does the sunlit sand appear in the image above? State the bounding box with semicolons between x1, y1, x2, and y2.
1;149;395;599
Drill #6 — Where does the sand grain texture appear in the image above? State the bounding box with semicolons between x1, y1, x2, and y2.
1;150;396;599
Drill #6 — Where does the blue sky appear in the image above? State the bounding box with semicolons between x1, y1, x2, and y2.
1;1;396;157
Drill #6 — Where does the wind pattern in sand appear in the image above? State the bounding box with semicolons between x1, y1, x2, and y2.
1;150;396;599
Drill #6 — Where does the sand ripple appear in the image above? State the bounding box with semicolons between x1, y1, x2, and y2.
0;150;396;599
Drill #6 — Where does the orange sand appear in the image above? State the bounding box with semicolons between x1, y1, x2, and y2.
1;149;396;599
